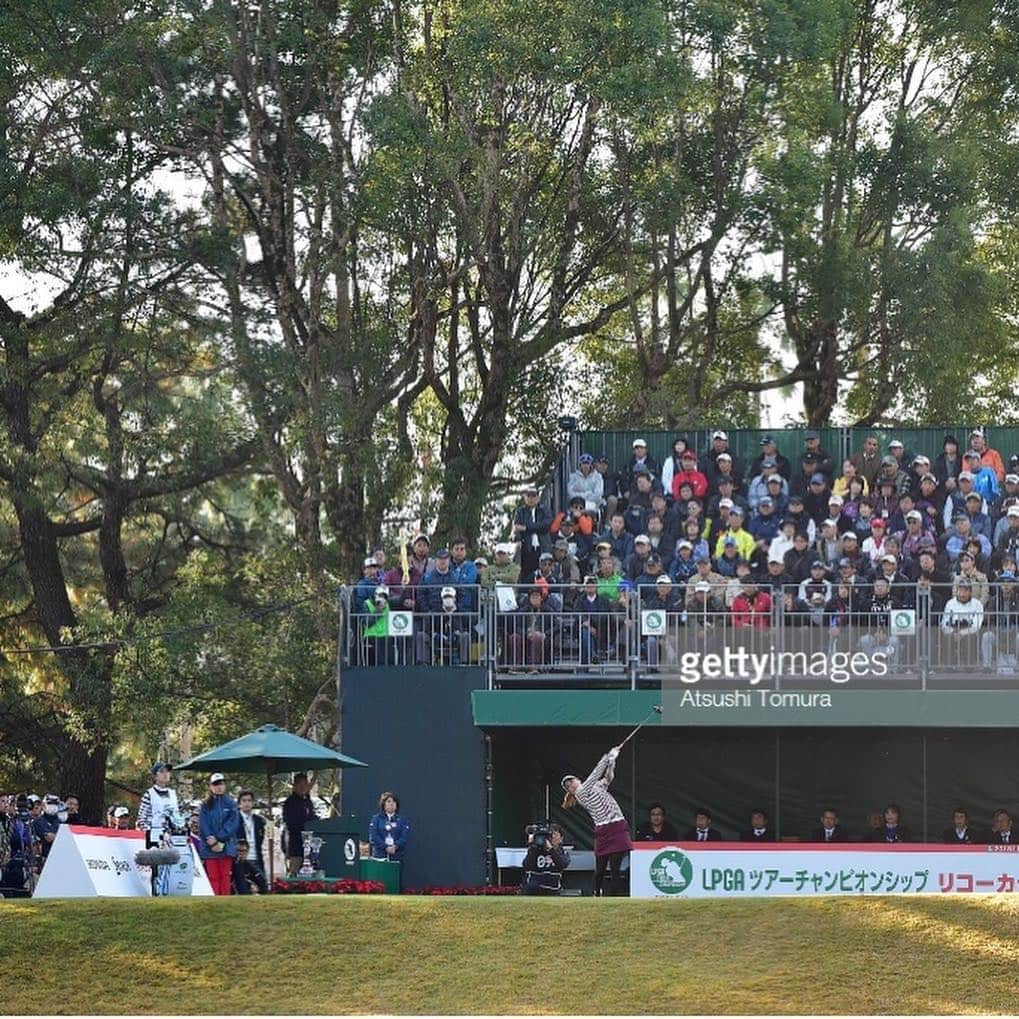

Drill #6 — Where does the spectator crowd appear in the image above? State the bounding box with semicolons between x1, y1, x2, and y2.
350;429;1019;673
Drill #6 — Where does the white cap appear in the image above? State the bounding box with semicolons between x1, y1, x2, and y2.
1008;505;1019;518
716;452;732;461
496;542;516;555
828;494;844;505
374;584;389;597
656;575;672;585
889;439;904;448
209;773;225;784
719;498;734;508
677;540;693;550
958;471;974;481
441;585;456;598
712;430;729;441
695;581;712;593
906;510;922;520
635;534;651;545
363;556;377;567
633;438;648;448
113;806;130;818
822;518;838;528
1006;474;1019;484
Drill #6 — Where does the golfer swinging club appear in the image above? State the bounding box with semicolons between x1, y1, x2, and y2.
561;744;631;896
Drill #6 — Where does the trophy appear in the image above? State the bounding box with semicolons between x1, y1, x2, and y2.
299;828;316;877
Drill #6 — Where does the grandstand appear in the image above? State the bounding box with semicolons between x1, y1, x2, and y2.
339;425;1019;892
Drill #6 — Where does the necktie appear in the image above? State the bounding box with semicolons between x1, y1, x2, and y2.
754;828;765;837
698;830;706;841
825;831;832;841
1005;833;1011;843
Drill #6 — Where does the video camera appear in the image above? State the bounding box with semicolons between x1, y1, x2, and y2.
525;822;553;850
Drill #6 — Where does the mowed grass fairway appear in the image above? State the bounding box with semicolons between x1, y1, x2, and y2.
3;895;1019;1014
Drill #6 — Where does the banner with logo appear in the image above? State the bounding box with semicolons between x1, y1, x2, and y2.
33;824;214;898
630;842;1019;898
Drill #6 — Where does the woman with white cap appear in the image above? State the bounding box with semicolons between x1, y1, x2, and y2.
561;745;631;896
198;773;239;895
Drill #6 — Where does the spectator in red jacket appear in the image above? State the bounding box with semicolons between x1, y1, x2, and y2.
731;581;772;629
671;451;709;501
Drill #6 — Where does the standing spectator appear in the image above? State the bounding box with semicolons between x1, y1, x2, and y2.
62;794;82;826
199;774;239;895
575;576;615;666
849;434;882;490
33;795;62;863
353;558;382;614
282;773;316;877
798;430;834;478
748;435;791;481
661;435;697;495
671;450;709;501
963;449;1000;503
568;453;604;514
747;460;786;510
449;537;479;611
485;543;521;588
702;430;744;486
407;533;434;579
708;452;743;496
732;580;772;629
934;435;963;493
234;790;268;894
369;791;410;863
614;440;660;512
513;487;552;580
968;427;1005;482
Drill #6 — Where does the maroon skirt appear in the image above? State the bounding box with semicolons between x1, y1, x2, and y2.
594;818;632;857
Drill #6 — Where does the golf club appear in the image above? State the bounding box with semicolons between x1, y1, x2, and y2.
618;704;663;749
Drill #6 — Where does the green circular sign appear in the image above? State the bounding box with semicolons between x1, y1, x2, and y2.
391;613;410;633
650;849;693;894
894;612;910;628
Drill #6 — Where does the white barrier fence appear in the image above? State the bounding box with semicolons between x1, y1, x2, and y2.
630;842;1019;898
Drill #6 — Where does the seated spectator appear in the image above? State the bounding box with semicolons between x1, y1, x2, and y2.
814;518;841;568
967;427;1005;483
683;809;723;842
643;576;683;667
353;557;382;613
804;472;832;526
898;509;931;561
798;561;832;621
449;538;478;610
594;554;625;604
740;809;775;842
567;453;604;514
875;455;910;499
760;555;795;597
551;497;596;544
748;460;785;510
859;577;898;661
748;497;782;552
871;475;900;520
715;536;744;577
671;450;708;502
940;577;986;665
550;538;581;585
942;807;982;844
636;802;680;842
416;584;472;665
825;494;848;531
724;559;757;608
621;489;650;536
686;557;726;610
645;514;674;570
708;476;750;521
708;450;743;495
832;458;869;499
703;431;745;489
731;580;771;629
485;542;521;588
824;583;858;631
634;553;668;597
670;540;699;583
783;531;814;584
907;454;932;497
769;517;798;564
887;438;911;472
915;474;944;531
943;472;986;530
749;435;791;480
601;512;635;564
945;515;992;564
785;493;816;542
861;517;891;564
714;506;756;561
507;586;557;670
866;804;912;843
990;809;1016;844
990;474;1019;538
840;476;868;528
953;550;989;606
678;516;710;562
810;808;848;843
625;534;654;580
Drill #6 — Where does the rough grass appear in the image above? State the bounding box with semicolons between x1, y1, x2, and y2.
2;895;1019;1014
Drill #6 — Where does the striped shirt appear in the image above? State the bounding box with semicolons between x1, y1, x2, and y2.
576;753;625;827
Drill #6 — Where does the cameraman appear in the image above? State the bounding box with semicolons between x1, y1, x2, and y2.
521;823;570;896
1;795;34;896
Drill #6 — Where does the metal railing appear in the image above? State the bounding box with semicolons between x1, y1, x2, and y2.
340;581;1019;689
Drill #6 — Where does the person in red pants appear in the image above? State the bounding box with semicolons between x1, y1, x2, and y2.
198;773;240;895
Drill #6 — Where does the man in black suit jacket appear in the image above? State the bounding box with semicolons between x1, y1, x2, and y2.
683;809;723;842
740;809;776;842
942;807;983;845
234;790;269;893
989;809;1017;845
810;808;849;843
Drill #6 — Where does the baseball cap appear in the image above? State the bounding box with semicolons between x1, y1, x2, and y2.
762;457;776;468
151;762;170;776
767;474;782;483
474;556;489;567
957;576;973;588
842;531;858;540
906;510;922;521
810;473;826;484
723;536;738;546
759;496;773;506
496;542;515;555
838;557;853;567
804;429;820;441
413;533;430;545
579;453;594;464
810;560;825;569
655;575;672;586
711;430;729;441
822;518;838;528
635;534;651;545
717;452;732;462
113;806;130;819
920;473;937;484
964;449;981;460
965;491;982;501
677;540;693;550
958;471;974;481
912;455;930;465
695;581;712;593
435;548;451;558
871;518;886;528
828;494;844;505
881;455;897;466
881;553;897;564
1006;474;1019;484
760;435;775;445
728;505;745;516
1008;505;1019;518
210;773;226;784
363;556;377;567
596;540;611;550
632;438;648;448
553;538;569;550
440;585;457;597
719;498;734;508
888;439;903;448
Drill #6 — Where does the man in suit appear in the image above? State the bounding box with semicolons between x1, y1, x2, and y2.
683;809;723;842
740;809;776;841
989;809;1017;845
942;807;982;845
810;808;849;843
234;789;268;893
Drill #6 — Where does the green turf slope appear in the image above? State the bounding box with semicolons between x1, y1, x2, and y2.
2;895;1018;1014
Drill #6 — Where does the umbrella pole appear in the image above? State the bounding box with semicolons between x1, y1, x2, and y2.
268;766;275;892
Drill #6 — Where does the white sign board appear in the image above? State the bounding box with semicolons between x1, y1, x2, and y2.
891;609;916;636
630;842;1019;898
641;610;667;636
33;825;214;898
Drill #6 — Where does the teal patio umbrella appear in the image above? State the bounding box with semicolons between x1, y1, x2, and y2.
175;724;367;887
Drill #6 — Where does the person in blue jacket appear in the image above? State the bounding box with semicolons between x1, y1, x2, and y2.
369;791;410;863
199;773;240;895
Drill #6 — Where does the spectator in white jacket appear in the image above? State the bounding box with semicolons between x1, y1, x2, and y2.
568;453;605;514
